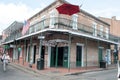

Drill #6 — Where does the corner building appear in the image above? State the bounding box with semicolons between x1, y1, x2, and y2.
2;0;119;70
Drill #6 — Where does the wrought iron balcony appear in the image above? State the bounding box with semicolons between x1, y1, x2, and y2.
3;17;119;43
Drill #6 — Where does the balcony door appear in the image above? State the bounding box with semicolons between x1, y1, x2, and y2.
49;10;55;28
72;14;78;30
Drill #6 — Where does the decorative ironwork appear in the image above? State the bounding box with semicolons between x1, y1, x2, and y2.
3;17;119;43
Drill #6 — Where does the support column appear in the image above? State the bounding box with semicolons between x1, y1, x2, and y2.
23;39;26;65
114;44;118;64
85;38;87;69
55;44;58;68
39;39;42;59
15;40;19;63
13;40;16;62
18;40;21;64
29;36;33;67
68;34;71;72
97;40;100;67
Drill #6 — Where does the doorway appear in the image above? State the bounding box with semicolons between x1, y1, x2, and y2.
33;45;36;64
76;45;82;67
98;47;103;62
50;46;68;67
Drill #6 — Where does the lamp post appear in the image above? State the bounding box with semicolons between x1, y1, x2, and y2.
37;35;45;70
38;35;45;59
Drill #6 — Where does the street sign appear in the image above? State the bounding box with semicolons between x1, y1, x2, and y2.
38;36;45;39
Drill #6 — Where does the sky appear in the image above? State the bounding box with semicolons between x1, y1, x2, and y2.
0;0;120;35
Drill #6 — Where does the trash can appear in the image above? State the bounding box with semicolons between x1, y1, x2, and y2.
37;58;44;70
100;60;106;68
29;60;33;68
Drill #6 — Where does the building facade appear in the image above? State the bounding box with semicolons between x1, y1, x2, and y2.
99;16;120;61
2;0;119;69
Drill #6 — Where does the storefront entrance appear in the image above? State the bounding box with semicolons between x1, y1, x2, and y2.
76;45;82;67
50;46;68;68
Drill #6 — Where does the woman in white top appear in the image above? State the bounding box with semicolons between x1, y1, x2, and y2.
2;52;10;63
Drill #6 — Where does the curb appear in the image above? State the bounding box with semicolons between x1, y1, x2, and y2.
65;67;117;76
9;62;117;77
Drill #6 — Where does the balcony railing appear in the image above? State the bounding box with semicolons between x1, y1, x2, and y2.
4;17;119;43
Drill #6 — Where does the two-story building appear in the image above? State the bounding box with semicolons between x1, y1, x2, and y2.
99;16;120;62
2;0;119;70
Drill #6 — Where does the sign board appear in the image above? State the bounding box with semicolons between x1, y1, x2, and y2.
38;36;45;39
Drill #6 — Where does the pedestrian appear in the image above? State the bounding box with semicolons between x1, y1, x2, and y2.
104;55;108;68
0;53;3;62
2;52;10;63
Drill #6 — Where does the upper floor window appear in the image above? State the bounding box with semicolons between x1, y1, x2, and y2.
100;25;103;37
30;18;40;26
92;22;97;36
49;10;55;28
29;26;34;33
72;14;78;30
41;15;46;29
106;27;109;39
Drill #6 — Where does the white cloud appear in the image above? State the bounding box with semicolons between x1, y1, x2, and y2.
0;3;42;35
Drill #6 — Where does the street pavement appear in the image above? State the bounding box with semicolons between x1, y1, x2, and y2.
0;61;118;80
0;62;49;80
63;69;117;80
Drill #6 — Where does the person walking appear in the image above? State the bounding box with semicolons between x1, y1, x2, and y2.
1;52;10;71
2;52;10;63
104;55;108;68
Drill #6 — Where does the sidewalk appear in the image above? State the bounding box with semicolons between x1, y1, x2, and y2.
9;62;117;77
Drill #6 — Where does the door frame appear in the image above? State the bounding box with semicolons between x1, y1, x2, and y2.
32;44;37;64
98;47;104;62
76;43;84;67
106;49;111;65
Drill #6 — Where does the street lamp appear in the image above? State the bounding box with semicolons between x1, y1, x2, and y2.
38;35;45;59
37;35;45;70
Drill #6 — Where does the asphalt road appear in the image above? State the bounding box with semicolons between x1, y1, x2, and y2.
0;62;48;80
0;61;118;80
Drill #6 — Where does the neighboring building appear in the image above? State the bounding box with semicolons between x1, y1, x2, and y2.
2;0;119;70
99;16;120;62
0;35;4;54
99;16;120;37
2;21;23;58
